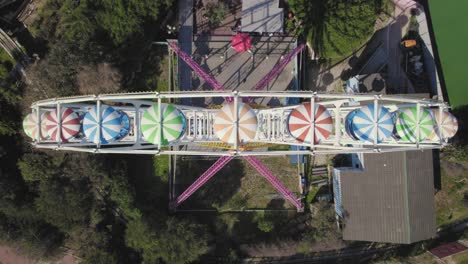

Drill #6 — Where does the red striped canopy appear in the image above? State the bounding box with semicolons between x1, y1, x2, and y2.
45;107;81;142
288;103;333;144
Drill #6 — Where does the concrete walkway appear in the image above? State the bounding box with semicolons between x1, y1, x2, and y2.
392;0;443;99
178;0;193;105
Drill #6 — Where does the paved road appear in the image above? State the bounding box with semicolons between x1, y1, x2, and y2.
178;0;193;105
200;217;468;263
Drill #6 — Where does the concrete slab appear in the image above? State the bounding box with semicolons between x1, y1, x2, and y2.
178;0;194;105
241;0;284;33
191;36;297;106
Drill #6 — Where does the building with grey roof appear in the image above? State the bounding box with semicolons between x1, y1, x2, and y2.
333;151;436;244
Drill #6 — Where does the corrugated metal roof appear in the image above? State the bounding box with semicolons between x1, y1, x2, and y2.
334;151;436;244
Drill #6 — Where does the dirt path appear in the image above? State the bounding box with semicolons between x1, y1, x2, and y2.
0;246;35;264
0;245;77;264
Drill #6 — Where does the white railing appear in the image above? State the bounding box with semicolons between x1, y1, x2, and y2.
29;91;451;155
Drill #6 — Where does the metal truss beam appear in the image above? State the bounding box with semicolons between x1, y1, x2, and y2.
32;91;446;107
246;44;305;103
167;42;233;102
173;156;235;207
244;156;304;211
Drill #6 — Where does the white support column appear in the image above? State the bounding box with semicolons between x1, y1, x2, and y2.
416;102;421;148
373;96;379;147
334;103;341;146
280;110;285;141
135;104;141;145
267;113;271;140
35;106;41;142
233;91;239;154
437;104;444;144
194;113;198;138
207;111;211;138
309;93;316;153
96;99;102;149
56;103;62;147
157;94;162;153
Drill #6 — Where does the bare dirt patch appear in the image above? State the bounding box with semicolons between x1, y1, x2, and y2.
0;245;34;264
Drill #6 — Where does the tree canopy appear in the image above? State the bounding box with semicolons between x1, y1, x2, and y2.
34;0;173;49
125;217;209;264
35;178;92;232
289;0;382;58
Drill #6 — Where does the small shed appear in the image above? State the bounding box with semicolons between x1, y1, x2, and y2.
333;151;437;244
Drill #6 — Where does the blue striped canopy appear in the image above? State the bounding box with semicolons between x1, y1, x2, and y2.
83;105;122;144
117;111;130;139
351;104;394;143
345;110;359;140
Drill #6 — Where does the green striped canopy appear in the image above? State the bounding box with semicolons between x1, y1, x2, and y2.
395;106;435;142
141;103;186;145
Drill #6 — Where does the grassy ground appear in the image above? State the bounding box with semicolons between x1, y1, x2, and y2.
0;48;13;63
155;52;170;92
435;159;468;227
372;252;438;264
175;156;300;210
153;155;169;183
0;48;15;79
238;156;300;209
129;44;174;93
450;250;468;264
129;156;169;212
430;1;468;108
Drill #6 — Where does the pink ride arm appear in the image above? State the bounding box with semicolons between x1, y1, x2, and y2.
244;156;304;211
246;44;305;102
168;42;233;102
174;156;235;207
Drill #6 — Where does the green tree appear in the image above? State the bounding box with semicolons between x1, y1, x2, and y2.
301;201;340;243
0;213;64;259
158;217;209;264
289;0;382;58
0;79;22;136
218;213;240;235
205;2;227;28
23;42;80;109
0;80;21;105
95;0;173;45
0;138;65;259
443;145;468;163
257;218;274;233
108;169;142;220
32;0;63;40
55;0;97;49
126;217;209;264
125;217;160;263
78;229;119;264
0;120;17;136
35;178;92;232
18;153;62;182
253;211;274;233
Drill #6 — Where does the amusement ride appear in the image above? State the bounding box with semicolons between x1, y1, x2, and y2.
22;38;458;211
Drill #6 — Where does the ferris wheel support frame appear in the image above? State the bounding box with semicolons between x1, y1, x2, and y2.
30;91;450;157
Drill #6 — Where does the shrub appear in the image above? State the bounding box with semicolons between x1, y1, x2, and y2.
205;2;227;28
443;145;468;163
289;0;382;58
